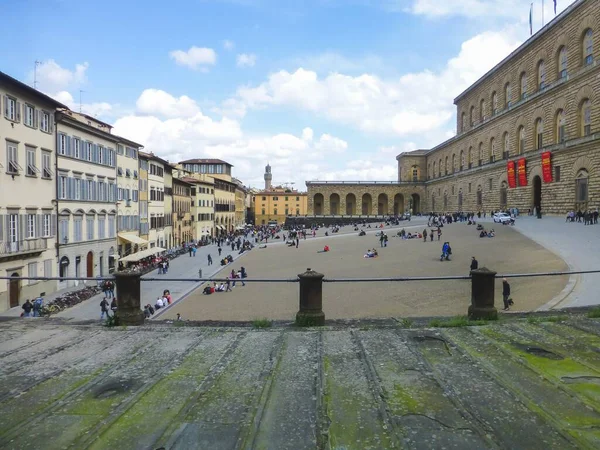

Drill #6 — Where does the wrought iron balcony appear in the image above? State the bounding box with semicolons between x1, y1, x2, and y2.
0;238;48;257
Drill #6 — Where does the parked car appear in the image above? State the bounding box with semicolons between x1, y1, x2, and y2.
493;212;512;224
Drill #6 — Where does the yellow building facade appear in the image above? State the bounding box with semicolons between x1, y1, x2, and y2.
254;189;308;225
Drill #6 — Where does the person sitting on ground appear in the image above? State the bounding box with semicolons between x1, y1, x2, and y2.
155;297;164;310
488;229;495;237
176;313;182;321
476;223;484;230
324;245;330;252
479;230;487;238
203;285;212;295
358;230;366;236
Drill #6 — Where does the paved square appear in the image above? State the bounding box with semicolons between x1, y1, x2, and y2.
162;219;569;321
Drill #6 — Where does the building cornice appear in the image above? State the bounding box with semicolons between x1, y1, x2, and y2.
56;112;120;143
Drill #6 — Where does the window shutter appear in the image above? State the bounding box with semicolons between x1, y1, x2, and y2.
49;114;55;133
0;214;3;241
2;95;7;118
82;181;87;201
66;136;72;156
19;214;26;241
51;215;56;237
22;103;27;124
93;144;98;163
16;102;21;122
94;181;98;201
37;214;43;237
35;110;39;129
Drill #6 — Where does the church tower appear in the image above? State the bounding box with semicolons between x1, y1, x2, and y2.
264;163;272;190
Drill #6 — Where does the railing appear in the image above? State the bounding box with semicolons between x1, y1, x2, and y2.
0;238;48;256
306;180;424;185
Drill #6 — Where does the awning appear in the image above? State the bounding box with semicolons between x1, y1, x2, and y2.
118;233;148;245
119;247;166;263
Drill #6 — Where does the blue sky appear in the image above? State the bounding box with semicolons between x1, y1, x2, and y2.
2;0;574;189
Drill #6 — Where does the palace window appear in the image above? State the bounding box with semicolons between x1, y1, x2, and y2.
479;99;486;121
478;143;483;166
461;112;466;132
500;182;508;207
584;29;594;66
581;99;592;136
519;72;527;100
537;60;546;90
491;91;498;115
518;126;525;154
412;166;419;182
490;138;496;163
535;118;544;149
460;151;465;171
505;83;512;108
503;132;510;159
558;46;568;78
556;110;566;143
470;106;475;126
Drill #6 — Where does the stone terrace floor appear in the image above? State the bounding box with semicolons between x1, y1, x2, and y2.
3;314;600;449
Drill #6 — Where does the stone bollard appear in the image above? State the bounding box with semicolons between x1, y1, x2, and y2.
468;268;498;320
296;268;325;326
114;272;145;325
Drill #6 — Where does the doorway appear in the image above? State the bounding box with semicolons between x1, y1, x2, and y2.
86;251;94;277
75;256;81;286
9;273;20;308
533;176;542;213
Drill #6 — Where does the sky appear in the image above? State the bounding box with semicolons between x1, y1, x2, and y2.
2;0;575;190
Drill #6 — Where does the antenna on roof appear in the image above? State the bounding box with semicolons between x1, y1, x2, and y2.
33;61;42;90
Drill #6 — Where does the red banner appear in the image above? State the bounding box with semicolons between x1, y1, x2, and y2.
507;161;516;188
517;158;527;186
541;151;552;183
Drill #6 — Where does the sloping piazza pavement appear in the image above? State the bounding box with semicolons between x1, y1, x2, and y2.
3;316;600;449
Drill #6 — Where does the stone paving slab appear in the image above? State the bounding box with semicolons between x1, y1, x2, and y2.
3;317;600;449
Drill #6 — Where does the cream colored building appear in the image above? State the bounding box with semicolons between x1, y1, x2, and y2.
254;188;308;225
164;164;173;248
138;154;149;247
179;159;235;235
0;72;65;312
179;175;214;243
233;178;247;227
116;140;145;258
55;110;118;289
172;177;193;245
142;152;168;248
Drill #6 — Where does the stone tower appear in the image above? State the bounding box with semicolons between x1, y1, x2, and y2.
264;163;272;190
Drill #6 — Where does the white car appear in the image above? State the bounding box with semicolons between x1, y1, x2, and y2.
493;212;512;224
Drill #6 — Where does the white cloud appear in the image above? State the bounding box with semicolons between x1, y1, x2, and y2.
30;60;88;94
136;89;200;118
223;40;235;50
51;90;113;118
112;89;349;187
236;53;257;68
169;46;217;70
291;51;384;74
225;28;521;137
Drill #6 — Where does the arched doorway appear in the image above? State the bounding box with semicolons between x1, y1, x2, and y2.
9;273;20;308
533;176;542;213
330;193;340;215
86;251;94;277
410;194;421;214
314;193;324;215
362;193;372;215
393;194;404;215
377;193;388;215
346;193;356;215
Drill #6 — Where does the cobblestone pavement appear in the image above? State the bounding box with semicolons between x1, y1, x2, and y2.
2;316;600;450
163;219;568;321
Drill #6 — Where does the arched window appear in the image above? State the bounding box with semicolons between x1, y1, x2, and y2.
476;186;482;207
535;118;544;149
576;169;589;204
438;160;442;178
500;182;508;208
433;161;437;178
490;137;496;163
520;72;527;100
582;99;592;136
461;112;466;132
452;154;456;173
518;126;525;154
480;99;486;121
584;29;594;66
492;91;498;115
445;156;449;175
556;109;566;143
503;132;510;159
478;143;483;166
460;150;465;171
468;146;473;169
558;46;568;78
505;83;512;108
428;164;431;179
470;106;475;126
538;60;546;90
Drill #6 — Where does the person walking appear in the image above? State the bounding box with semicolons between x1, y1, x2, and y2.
208;254;213;265
470;257;478;273
423;229;427;242
380;233;384;248
502;278;511;310
437;227;442;241
218;246;222;257
100;298;109;320
430;230;434;242
226;278;232;292
22;299;33;318
237;269;246;286
110;298;118;315
296;237;299;248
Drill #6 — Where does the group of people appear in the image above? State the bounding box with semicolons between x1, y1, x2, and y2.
476;223;495;238
422;228;442;242
364;248;379;258
202;267;247;294
20;297;44;317
566;209;599;225
100;297;118;319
